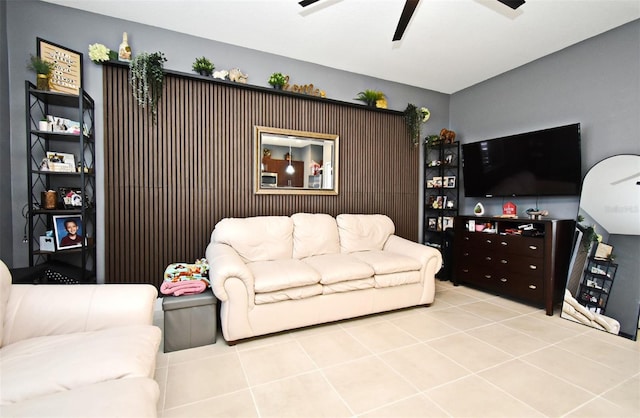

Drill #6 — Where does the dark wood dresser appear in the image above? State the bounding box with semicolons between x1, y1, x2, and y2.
453;216;575;315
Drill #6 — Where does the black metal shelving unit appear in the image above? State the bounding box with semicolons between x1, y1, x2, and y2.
24;81;96;283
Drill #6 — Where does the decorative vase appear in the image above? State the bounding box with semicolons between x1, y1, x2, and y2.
36;74;49;91
118;32;132;62
273;85;283;90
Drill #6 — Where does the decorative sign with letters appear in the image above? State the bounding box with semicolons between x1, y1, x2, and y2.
37;38;83;95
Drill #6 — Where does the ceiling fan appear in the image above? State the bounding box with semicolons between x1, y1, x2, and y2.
298;0;526;41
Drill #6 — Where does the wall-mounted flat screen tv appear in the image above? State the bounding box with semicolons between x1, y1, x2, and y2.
462;123;582;197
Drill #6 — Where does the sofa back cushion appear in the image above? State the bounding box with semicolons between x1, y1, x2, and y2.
212;216;293;263
336;214;395;253
292;213;340;259
0;260;10;347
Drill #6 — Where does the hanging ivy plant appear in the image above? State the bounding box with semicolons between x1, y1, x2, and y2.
130;51;167;122
403;103;431;147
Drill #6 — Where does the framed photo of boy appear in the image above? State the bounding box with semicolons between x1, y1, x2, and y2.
427;217;438;231
53;215;84;250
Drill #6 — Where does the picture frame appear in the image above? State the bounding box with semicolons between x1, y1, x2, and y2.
443;216;454;230
37;38;83;95
46;151;75;172
53;215;84;250
594;243;613;260
427;179;435;189
58;187;83;209
432;176;443;188
427;217;438;231
444;154;453;165
444;176;456;188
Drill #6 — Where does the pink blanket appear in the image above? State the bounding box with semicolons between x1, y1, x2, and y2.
160;280;206;296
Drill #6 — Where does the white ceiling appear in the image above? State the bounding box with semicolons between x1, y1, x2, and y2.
43;0;639;93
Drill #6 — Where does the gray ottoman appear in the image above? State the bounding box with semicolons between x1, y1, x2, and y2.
162;289;217;352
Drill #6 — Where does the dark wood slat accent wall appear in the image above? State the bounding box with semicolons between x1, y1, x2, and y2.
103;65;419;287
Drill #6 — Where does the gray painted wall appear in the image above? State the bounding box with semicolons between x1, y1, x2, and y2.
0;0;11;264
450;19;640;219
5;1;448;274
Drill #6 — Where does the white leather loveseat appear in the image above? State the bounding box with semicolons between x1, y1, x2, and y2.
0;260;161;417
206;213;442;343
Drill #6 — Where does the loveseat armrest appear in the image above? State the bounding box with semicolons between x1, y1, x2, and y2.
206;242;255;304
383;235;442;276
3;284;157;346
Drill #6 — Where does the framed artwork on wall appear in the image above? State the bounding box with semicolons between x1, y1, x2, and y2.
37;38;83;95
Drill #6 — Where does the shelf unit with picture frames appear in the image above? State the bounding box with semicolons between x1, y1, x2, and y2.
24;80;96;283
424;140;460;279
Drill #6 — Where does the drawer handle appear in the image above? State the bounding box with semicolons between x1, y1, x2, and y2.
462;269;469;273
486;239;492;244
500;241;508;246
529;245;538;250
485;256;492;261
500;278;507;282
529;265;537;270
463;252;469;256
464;237;470;241
528;285;537;290
500;259;508;264
484;275;492;279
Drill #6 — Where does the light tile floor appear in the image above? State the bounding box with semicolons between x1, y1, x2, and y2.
154;280;639;417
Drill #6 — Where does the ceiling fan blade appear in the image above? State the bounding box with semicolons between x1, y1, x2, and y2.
393;0;420;41
299;0;321;7
496;0;526;10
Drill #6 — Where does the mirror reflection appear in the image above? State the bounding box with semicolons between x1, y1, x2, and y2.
562;154;640;340
254;126;339;195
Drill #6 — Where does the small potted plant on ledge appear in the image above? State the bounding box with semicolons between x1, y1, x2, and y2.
355;89;385;107
268;72;287;89
192;56;214;76
28;55;55;91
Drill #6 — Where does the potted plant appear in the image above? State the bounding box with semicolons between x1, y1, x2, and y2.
28;55;55;91
192;56;214;76
130;51;167;123
268;72;287;89
354;89;384;107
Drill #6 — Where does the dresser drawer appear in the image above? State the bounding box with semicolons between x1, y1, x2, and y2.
495;274;544;304
495;235;544;258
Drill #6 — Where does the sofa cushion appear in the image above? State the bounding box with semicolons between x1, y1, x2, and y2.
0;325;160;405
323;278;375;294
212;216;293;262
292;213;340;259
374;271;421;288
0;377;159;418
352;250;422;275
255;284;323;305
336;214;395;253
249;259;321;293
302;253;374;284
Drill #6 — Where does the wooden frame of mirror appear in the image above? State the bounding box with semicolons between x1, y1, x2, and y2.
254;126;339;195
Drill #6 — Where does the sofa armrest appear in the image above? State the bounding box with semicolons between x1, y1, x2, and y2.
383;235;442;276
206;242;255;304
3;284;157;346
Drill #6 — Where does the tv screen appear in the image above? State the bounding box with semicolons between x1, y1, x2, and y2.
462;123;582;197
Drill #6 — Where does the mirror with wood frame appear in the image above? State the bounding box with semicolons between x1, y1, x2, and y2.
254;126;339;195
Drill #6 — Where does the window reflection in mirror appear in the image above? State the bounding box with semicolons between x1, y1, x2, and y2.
254;126;339;195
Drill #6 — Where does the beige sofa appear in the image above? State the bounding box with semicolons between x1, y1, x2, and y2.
206;213;442;343
0;260;161;417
